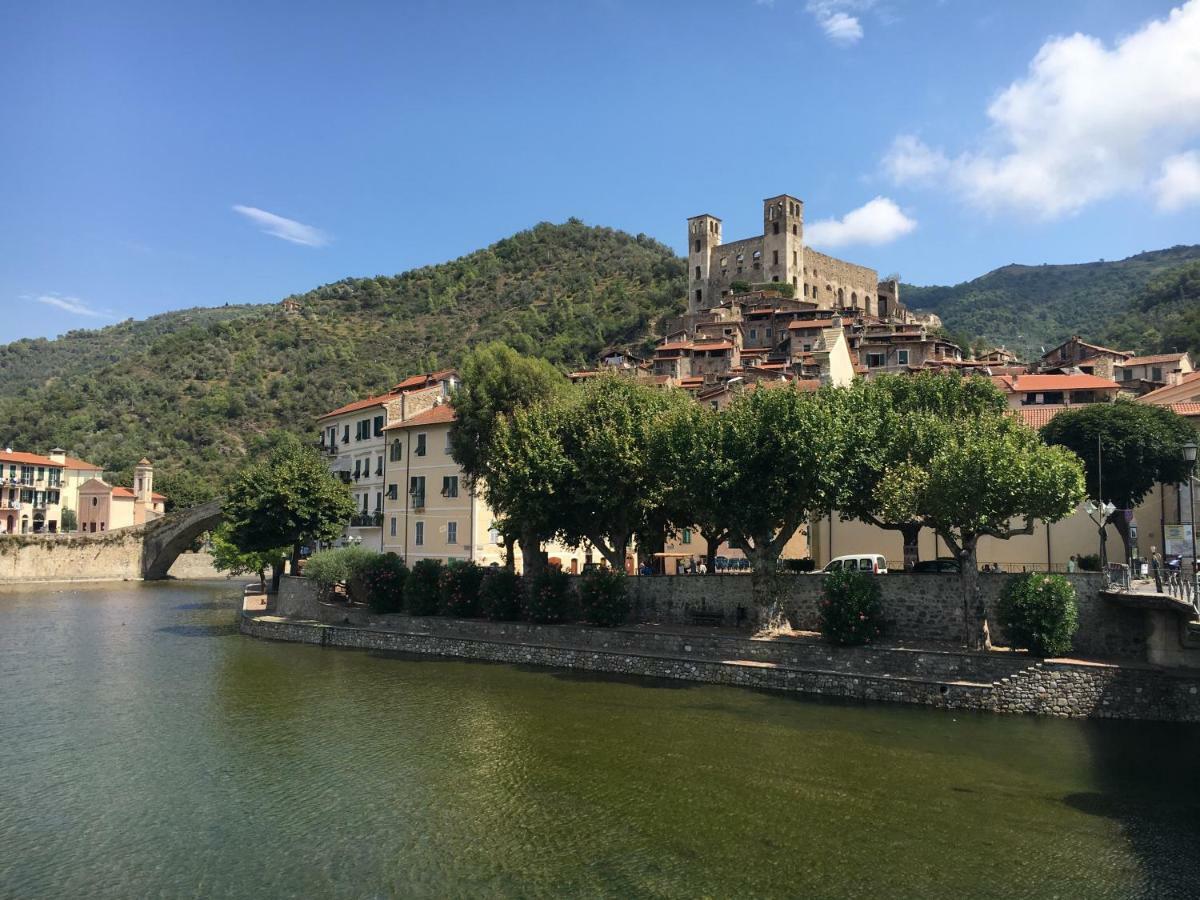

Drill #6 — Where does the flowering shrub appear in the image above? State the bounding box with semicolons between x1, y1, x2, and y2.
404;558;444;616
819;570;884;646
440;560;485;617
362;552;408;613
481;569;523;621
578;568;629;627
996;572;1078;657
525;567;572;624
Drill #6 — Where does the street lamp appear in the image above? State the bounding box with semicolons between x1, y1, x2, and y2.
1183;441;1197;577
1084;499;1117;569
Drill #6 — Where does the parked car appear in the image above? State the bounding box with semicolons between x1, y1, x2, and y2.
911;557;960;574
822;554;888;575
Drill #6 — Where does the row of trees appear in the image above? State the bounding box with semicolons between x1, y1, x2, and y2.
449;345;1092;647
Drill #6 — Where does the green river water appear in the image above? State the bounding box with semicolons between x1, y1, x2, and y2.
1;580;1198;899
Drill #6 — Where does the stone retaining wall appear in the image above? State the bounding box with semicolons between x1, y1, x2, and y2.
241;613;1200;722
0;530;144;582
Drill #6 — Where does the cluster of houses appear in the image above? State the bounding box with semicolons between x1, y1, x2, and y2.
0;450;165;535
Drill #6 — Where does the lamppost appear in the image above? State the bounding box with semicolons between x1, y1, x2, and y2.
1084;499;1116;569
1183;441;1197;579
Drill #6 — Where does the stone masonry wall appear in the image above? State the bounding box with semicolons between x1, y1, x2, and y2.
0;529;144;582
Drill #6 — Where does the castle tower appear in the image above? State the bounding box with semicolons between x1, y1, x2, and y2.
134;458;154;505
762;195;804;294
687;213;722;313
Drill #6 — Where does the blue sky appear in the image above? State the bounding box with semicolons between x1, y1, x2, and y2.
1;0;1197;341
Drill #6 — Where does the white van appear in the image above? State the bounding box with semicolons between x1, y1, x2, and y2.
822;554;889;575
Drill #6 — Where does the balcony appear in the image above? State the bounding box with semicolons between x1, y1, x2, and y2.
349;512;383;528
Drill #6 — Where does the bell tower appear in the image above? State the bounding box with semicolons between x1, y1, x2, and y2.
687;213;722;313
134;458;154;505
762;195;804;294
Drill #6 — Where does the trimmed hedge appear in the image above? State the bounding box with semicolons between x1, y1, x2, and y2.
404;559;444;616
996;572;1078;657
481;569;523;621
303;546;379;602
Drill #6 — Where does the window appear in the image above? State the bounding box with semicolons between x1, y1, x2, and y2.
444;433;453;454
867;353;885;367
442;476;459;498
694;239;700;252
682;528;692;545
375;492;382;512
447;522;458;544
772;222;779;235
376;456;383;476
416;433;427;457
792;224;797;235
342;425;350;444
390;439;402;461
752;250;761;260
91;497;98;507
488;528;500;544
749;329;758;340
410;476;426;507
1152;366;1163;382
694;289;702;305
773;250;779;265
720;256;728;268
415;521;424;545
736;253;744;263
694;266;701;278
373;415;385;437
353;459;361;479
361;493;368;513
390;517;397;537
766;328;773;337
1123;368;1133;381
897;349;909;365
387;484;398;500
803;343;812;352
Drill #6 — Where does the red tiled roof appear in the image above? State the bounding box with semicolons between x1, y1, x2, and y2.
112;486;136;499
1167;402;1200;417
787;319;836;330
0;449;64;468
656;341;692;352
392;369;457;392
1013;406;1072;429
151;492;167;500
383;404;456;430
1137;371;1200;403
692;341;734;352
61;455;101;471
317;392;397;420
1122;353;1188;367
992;374;1120;393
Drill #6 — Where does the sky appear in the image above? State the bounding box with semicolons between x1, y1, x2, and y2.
1;0;1198;341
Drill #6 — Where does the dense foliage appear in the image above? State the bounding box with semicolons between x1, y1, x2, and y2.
903;245;1200;358
481;569;524;621
210;522;288;586
1100;260;1200;357
577;568;630;627
440;560;486;618
525;568;572;624
996;573;1079;657
819;570;885;646
404;558;444;615
362;552;408;613
303;546;379;600
0;221;684;499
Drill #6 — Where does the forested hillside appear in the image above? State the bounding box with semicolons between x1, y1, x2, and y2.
903;245;1200;357
0;221;684;502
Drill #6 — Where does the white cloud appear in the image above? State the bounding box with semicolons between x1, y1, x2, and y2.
33;293;113;319
232;205;329;247
806;1;872;45
1153;150;1200;212
881;1;1200;219
804;196;917;248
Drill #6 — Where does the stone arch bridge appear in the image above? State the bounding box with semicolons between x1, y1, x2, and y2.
0;499;224;582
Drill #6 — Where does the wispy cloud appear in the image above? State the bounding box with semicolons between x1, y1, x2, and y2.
804;196;917;248
32;293;114;319
805;0;873;45
881;0;1200;219
232;204;329;247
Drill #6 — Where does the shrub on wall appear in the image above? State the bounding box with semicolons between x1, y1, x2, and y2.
481;569;523;621
781;558;815;573
819;570;885;646
1077;553;1102;572
363;552;408;614
441;560;485;617
404;559;444;616
578;568;630;627
996;572;1078;657
304;546;379;601
526;567;572;624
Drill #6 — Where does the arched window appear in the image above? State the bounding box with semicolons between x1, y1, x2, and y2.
851;292;858;308
837;287;845;306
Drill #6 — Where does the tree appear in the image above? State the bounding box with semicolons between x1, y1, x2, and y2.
837;373;1009;569
210;522;288;591
877;414;1085;649
653;401;729;574
449;342;567;573
222;432;356;571
1041;400;1194;565
60;507;77;532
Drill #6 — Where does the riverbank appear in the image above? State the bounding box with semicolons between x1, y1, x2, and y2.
241;607;1200;722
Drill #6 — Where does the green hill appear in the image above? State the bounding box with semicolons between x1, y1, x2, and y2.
902;245;1200;358
0;220;684;502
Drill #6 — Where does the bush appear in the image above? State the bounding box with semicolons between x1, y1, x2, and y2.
1077;553;1102;572
404;559;444;615
578;568;630;627
362;552;408;613
481;569;523;621
304;546;379;601
996;572;1078;657
441;560;485;617
819;570;884;646
781;558;815;573
526;567;572;624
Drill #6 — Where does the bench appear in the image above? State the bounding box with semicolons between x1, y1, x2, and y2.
687;608;725;627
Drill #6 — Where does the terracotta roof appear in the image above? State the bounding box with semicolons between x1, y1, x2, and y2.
392;369;457;392
111;486;136;499
992;374;1121;393
317;391;397;420
1122;353;1188;367
383;404;456;430
692;341;734;352
787;319;836;330
151;492;167;501
1138;371;1200;403
1167;402;1200;417
60;455;102;471
1013;406;1073;429
1042;338;1131;359
0;449;64;468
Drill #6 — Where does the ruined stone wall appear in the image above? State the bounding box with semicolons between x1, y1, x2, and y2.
0;529;144;582
803;248;879;314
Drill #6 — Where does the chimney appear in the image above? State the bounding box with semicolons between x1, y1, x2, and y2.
49;448;66;464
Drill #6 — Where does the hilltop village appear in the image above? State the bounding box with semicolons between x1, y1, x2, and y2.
315;193;1200;574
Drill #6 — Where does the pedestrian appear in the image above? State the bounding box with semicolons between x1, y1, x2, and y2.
698;560;707;575
1067;555;1077;574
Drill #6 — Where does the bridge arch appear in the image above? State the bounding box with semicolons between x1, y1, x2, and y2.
141;498;224;579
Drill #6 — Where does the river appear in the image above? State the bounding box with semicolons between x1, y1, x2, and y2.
1;580;1198;898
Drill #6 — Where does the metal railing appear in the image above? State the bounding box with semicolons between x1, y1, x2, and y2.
1161;570;1200;615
